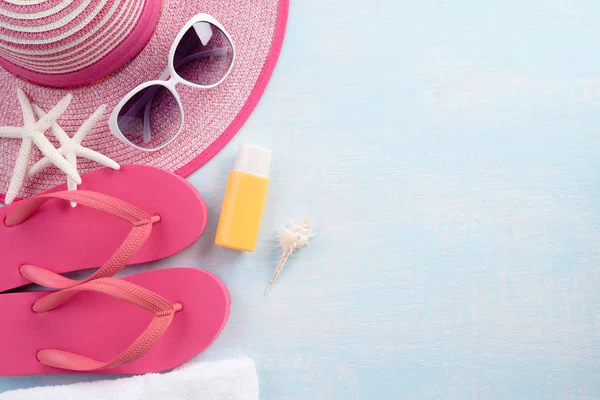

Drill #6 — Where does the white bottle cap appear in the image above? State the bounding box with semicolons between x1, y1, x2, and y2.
233;144;271;178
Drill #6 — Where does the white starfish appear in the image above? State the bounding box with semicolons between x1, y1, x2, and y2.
0;89;81;204
28;103;120;207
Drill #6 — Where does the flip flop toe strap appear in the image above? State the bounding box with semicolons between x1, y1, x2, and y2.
33;278;182;371
5;190;160;289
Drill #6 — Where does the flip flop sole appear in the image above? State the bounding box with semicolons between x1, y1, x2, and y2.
0;268;230;375
0;165;207;292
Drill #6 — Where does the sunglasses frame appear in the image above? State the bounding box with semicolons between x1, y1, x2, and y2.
108;13;236;152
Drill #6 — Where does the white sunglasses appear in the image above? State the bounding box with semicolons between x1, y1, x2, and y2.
109;13;236;151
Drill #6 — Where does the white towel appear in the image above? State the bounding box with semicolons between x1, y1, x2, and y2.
0;358;259;400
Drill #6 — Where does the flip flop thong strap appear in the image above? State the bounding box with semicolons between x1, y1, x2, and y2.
33;277;182;371
5;190;159;289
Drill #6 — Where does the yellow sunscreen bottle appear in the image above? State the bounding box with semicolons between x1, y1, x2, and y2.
215;145;271;252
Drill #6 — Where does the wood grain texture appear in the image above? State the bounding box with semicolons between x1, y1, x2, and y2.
1;0;599;398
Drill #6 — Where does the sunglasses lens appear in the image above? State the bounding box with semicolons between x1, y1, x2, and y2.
116;85;181;150
173;22;234;86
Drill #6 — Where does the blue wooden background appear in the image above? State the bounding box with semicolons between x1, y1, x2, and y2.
1;0;600;398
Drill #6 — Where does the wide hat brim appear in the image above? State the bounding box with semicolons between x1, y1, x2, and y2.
0;0;288;203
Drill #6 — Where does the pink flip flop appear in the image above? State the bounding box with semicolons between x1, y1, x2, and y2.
0;165;207;292
0;267;230;375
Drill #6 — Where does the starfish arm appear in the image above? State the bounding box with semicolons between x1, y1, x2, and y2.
68;176;78;208
75;146;120;170
0;126;25;138
32;134;82;184
27;156;53;178
35;93;72;132
17;89;35;127
66;152;78;207
32;104;70;145
5;138;32;204
73;104;106;144
67;175;78;192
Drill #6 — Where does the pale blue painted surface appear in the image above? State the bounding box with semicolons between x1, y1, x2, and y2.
1;0;600;398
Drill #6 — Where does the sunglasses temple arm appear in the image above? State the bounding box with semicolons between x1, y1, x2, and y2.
143;102;152;143
158;47;228;82
141;68;172;143
176;48;228;71
120;67;169;141
119;85;161;133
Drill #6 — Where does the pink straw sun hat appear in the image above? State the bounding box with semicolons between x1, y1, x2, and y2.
0;0;288;203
